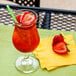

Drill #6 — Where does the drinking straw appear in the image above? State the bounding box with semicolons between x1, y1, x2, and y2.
6;5;18;23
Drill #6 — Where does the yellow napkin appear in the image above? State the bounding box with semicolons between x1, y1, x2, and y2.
33;34;76;70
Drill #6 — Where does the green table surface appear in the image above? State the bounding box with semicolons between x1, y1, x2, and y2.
0;25;76;76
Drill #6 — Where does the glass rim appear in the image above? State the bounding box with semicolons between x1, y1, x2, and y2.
14;9;38;17
14;9;38;28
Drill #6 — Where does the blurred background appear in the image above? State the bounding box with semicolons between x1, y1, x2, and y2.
0;0;76;10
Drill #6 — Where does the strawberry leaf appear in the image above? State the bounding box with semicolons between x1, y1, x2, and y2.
60;33;64;38
68;49;70;52
66;44;70;52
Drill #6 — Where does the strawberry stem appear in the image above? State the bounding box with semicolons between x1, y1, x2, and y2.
68;49;70;52
60;33;63;38
66;44;70;52
60;33;70;52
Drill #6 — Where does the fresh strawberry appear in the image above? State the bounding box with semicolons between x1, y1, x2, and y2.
53;41;68;54
16;15;22;23
52;34;64;46
22;12;31;20
22;12;36;25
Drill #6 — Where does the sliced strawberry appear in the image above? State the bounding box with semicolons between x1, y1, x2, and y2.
22;12;31;20
22;12;36;25
16;15;22;23
52;34;64;46
53;41;68;54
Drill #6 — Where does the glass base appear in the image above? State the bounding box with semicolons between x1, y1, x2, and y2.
15;56;39;73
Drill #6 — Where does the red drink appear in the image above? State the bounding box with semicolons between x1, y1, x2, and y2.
12;11;40;53
12;23;40;53
12;10;40;73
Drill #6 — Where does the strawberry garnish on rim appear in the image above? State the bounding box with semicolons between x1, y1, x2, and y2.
22;12;36;25
16;15;22;23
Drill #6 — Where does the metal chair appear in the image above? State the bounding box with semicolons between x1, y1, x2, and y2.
9;0;40;7
0;4;76;31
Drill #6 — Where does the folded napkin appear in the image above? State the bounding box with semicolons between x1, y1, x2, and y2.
33;34;76;70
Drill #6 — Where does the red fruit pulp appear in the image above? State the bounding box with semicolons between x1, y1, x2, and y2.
12;23;40;53
12;12;40;53
53;41;68;54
